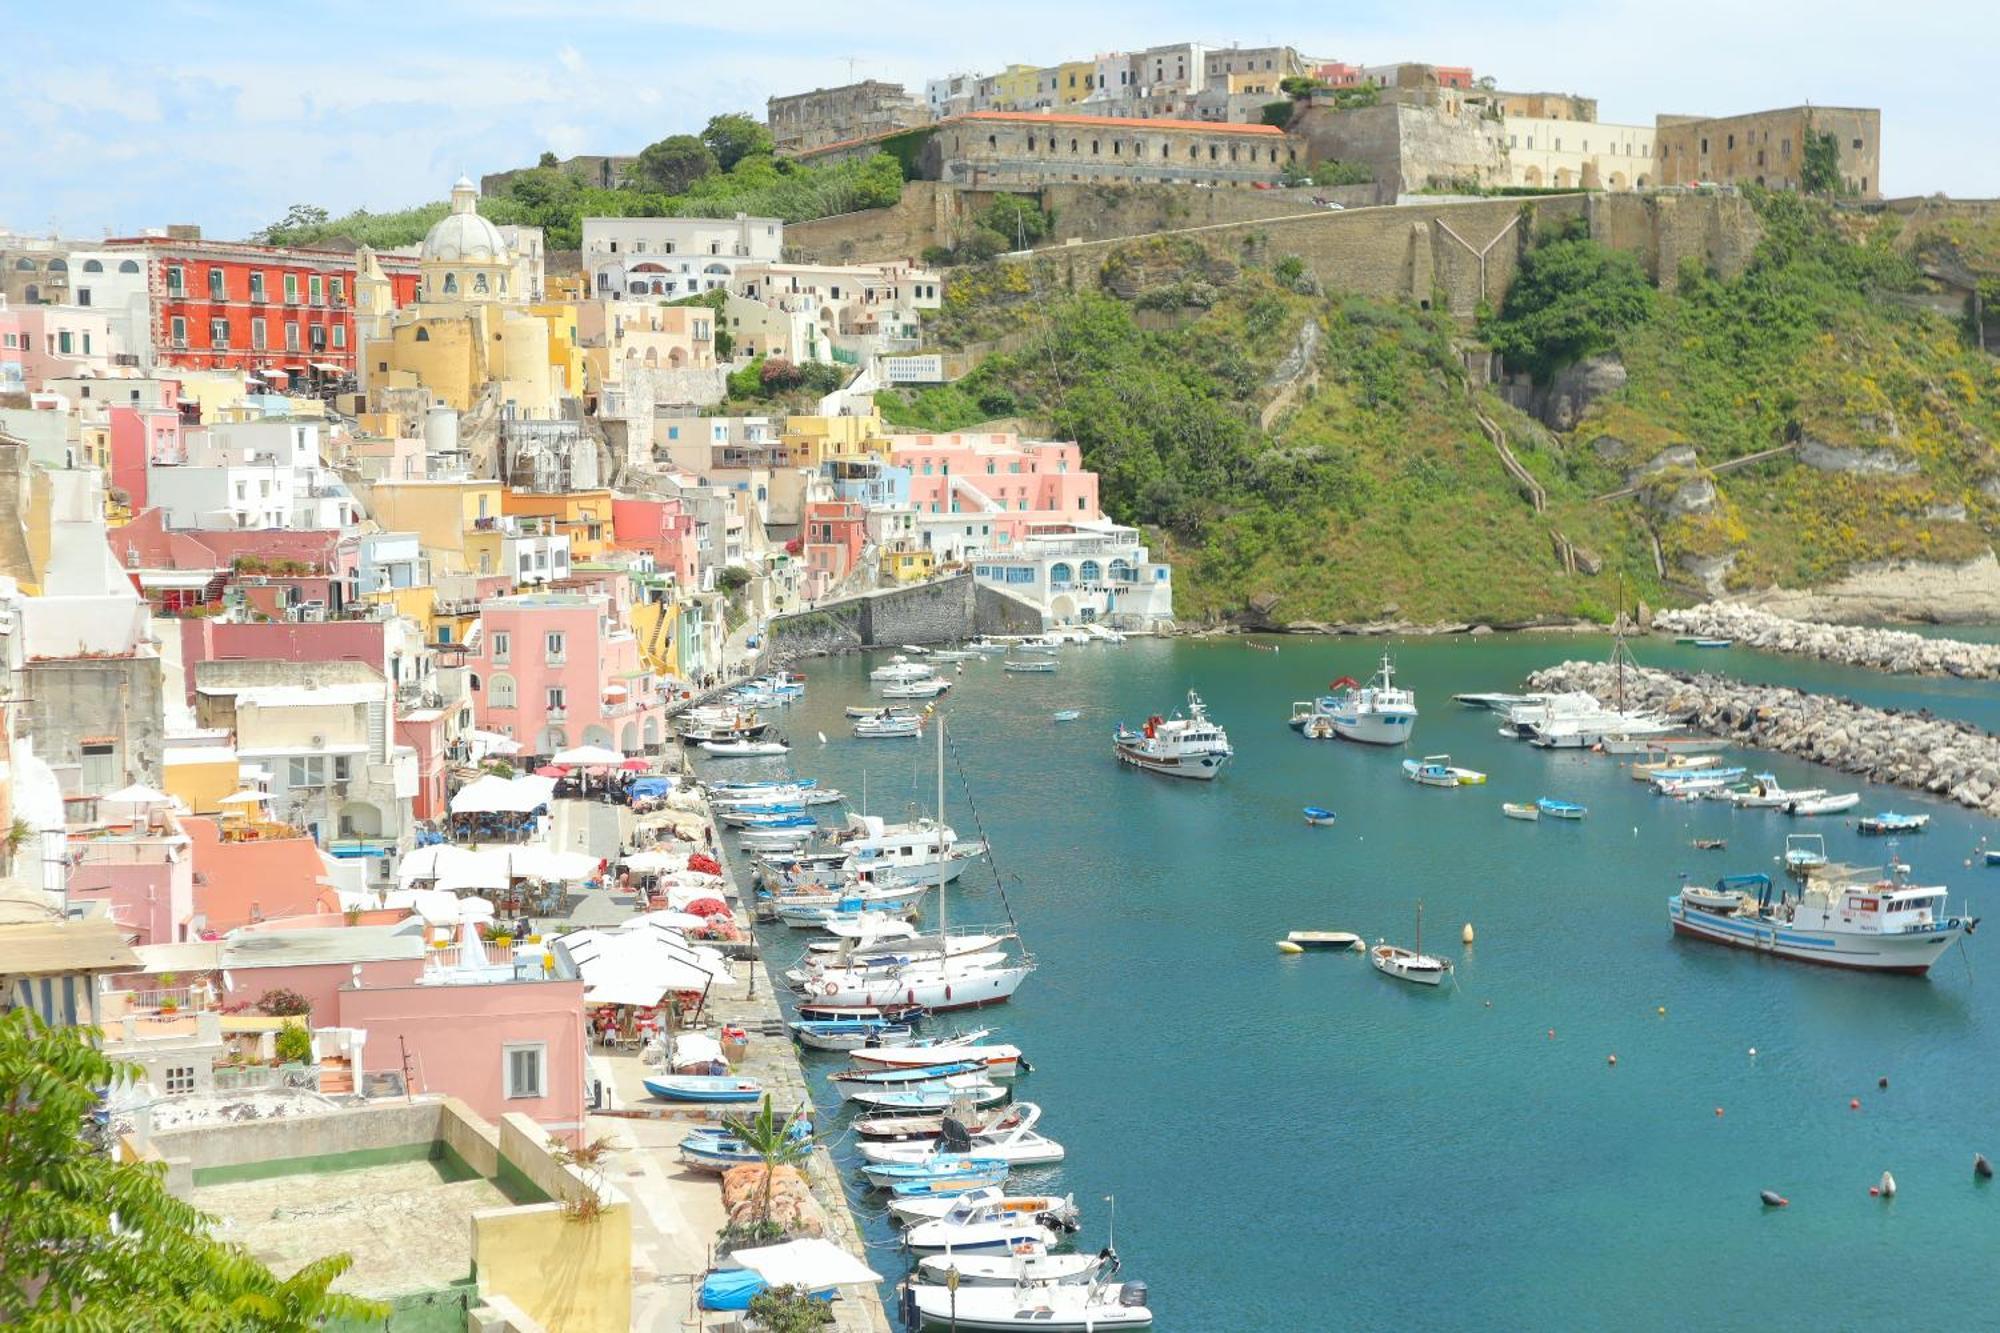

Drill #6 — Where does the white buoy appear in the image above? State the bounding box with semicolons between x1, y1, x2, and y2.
1879;1170;1897;1198
817;731;828;745
1461;922;1475;944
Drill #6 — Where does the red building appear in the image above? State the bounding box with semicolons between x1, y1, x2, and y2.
610;496;699;588
102;236;420;382
803;499;866;596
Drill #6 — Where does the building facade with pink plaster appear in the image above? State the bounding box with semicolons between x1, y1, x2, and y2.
107;403;185;510
472;591;666;756
802;499;865;596
0;297;24;391
66;821;196;948
891;433;1098;521
610;496;699;588
13;303;116;387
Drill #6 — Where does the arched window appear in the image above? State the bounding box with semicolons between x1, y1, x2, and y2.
119;259;140;273
469;673;482;692
413;327;430;341
12;258;33;271
1050;562;1074;586
1080;560;1101;581
442;272;458;294
473;272;489;294
1110;559;1135;582
489;673;517;708
82;259;103;273
46;259;66;272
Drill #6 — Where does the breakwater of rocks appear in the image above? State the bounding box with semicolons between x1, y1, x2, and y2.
1654;604;2000;680
1526;659;2000;818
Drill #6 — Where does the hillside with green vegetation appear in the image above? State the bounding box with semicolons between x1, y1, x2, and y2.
875;194;2000;626
256;115;903;252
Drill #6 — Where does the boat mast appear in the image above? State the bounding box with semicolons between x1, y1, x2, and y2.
937;717;949;976
1415;899;1424;957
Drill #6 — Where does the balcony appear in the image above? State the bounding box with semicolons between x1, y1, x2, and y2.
544;706;568;721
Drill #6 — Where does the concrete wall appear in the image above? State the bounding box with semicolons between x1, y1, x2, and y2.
471;1113;631;1333
769;572;1052;655
1587;191;1763;291
149;1098;448;1182
975;580;1048;635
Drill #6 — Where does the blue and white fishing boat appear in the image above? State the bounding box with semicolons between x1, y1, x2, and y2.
831;1060;989;1097
1113;690;1232;780
901;1191;1061;1255
789;1018;915;1052
1052;710;1081;722
1303;806;1337;826
845;1078;1010;1113
643;1074;764;1103
677;1121;811;1172
1670;867;1977;974
1402;755;1483;787
1858;812;1930;836
1536;798;1587;820
862;1155;1012;1192
1322;653;1419;745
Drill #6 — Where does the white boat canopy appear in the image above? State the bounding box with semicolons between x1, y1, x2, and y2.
727;1238;882;1289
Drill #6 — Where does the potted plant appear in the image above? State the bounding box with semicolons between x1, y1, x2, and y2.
273;1022;314;1067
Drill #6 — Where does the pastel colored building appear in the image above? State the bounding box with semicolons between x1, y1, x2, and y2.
801;499;866;597
15;303;116;387
501;489;615;562
472;591;666;755
610;496;699;588
970;519;1176;629
183;815;338;934
0;296;23;390
107;402;185;510
892;432;1099;524
66;816;196;948
581;214;784;300
362;477;505;576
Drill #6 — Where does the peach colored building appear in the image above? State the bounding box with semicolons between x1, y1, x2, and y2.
472;591;667;756
184;816;334;935
889;432;1102;563
802;499;866;597
66;819;196;948
610;496;699;588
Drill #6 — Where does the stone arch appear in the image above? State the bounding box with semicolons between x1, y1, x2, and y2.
1553;167;1575;188
119;259;141;273
82;259;103;273
642;716;661;749
1636;174;1650;188
1049;562;1073;586
1079;559;1102;581
620;723;639;753
1609;171;1629;191
414;327;430;342
536;726;567;754
1522;166;1544;186
668;347;687;368
581;725;614;750
488;673;516;707
1049;592;1078;622
338;801;383;838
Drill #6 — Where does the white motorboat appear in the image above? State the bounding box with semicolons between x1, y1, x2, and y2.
1599;735;1726;756
883;678;953;699
891;1186;1078;1228
699;738;790;757
859;1102;1060;1165
1723;775;1826;809
1787;792;1861;816
1782;833;1829;878
1671;866;1977;974
909;1278;1154;1330
1628;753;1721;779
1002;658;1057;673
902;1192;1061;1255
1402;754;1484;787
1452;691;1544;712
855;712;925;739
931;648;981;662
848;703;919;719
1112;689;1233;780
1370;902;1452;987
872;654;937;683
811;914;923;944
1530;708;1675;749
915;1252;1101;1288
1321;653;1418;745
850;1041;1025;1078
841;814;987;888
1501;802;1540;821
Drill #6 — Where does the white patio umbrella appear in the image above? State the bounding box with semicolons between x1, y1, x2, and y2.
729;1238;882;1289
216;789;273;806
619;909;705;931
621;850;686;874
551;744;624;767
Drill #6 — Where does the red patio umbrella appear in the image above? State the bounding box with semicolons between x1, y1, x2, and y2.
620;758;650;772
535;764;571;778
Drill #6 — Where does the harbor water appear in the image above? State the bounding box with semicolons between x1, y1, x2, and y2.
716;635;2000;1330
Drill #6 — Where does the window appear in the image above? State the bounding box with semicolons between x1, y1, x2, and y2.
251;317;266;350
492;631;510;662
167;265;186;294
287;756;325;787
249;271;265;301
209;318;229;349
545;631;566;662
309;275;323;305
80;741;118;791
332;324;345;348
285;323;299;351
208;268;226;299
57;331;73;355
1852;137;1863;150
442;272;458;295
504;1044;546;1099
489;674;516;707
163;1065;197;1095
284;273;299;303
331;277;344;303
119;258;140;274
170;316;187;346
546;686;567;712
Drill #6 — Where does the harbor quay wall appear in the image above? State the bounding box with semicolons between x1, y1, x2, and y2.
1527;659;2000;817
1654;604;2000;680
767;573;1048;658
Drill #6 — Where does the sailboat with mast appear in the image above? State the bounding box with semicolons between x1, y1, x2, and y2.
802;719;1033;1013
1524;583;1675;749
1371;900;1453;987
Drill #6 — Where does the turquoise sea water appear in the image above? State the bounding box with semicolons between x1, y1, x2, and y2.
714;635;2000;1330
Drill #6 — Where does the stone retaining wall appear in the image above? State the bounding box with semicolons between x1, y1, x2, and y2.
1527;659;2000;817
766;573;1049;658
1655;604;2000;680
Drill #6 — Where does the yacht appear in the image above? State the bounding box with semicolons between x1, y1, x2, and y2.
1113;690;1234;780
1323;654;1419;745
871;654;937;683
1670;865;1976;974
840;813;988;886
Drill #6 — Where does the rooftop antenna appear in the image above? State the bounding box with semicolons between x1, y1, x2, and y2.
840;54;863;80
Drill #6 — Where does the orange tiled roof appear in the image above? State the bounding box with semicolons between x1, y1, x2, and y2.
954;109;1284;136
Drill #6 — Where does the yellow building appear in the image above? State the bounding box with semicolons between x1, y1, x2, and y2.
881;548;935;583
781;411;891;467
360;584;441;639
1055;60;1096;105
501;489;614;561
364;478;504;575
991;64;1042;110
162;748;239;815
528;301;586;397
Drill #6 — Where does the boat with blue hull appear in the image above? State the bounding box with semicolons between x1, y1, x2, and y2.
1670;868;1977;975
643;1075;764;1103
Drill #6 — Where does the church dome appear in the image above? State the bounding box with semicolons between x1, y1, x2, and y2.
421;176;509;264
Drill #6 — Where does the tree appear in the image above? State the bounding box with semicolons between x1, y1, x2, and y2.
1800;129;1844;196
254;204;328;243
1483;215;1657;383
0;1008;385;1329
273;1022;313;1066
747;1285;832;1331
1310;159;1374;187
702;113;774;172
759;357;803;392
537;150;559;168
720;1095;812;1235
634;134;718;194
976;196;1049;248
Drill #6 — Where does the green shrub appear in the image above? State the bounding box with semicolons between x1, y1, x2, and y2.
1482;216;1656;383
274;1022;314;1066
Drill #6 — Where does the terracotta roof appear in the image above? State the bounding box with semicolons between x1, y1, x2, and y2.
954;110;1285;136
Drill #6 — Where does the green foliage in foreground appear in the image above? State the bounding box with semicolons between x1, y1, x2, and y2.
1483;215;1657;384
0;1008;386;1330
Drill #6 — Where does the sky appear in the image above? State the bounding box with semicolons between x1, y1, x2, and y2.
1;0;1992;241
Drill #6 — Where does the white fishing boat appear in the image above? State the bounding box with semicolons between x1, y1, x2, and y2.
883;678;954;699
859;1102;1060;1165
1786;792;1861;816
764;882;933;921
1628;753;1720;779
1371;902;1452;987
902;1195;1061;1256
1782;833;1828;878
1501;802;1540;821
1670;866;1977;974
1402;754;1483;787
1722;775;1826;808
914;1252;1101;1288
1002;657;1057;674
1322;653;1418;745
699;738;791;757
841;814;987;887
891;1186;1079;1228
1112;689;1233;780
855;712;925;739
908;1276;1154;1330
850;1041;1026;1078
872;655;937;684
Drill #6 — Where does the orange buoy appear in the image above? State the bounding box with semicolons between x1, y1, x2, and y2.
1850;1098;1861;1110
1715;1107;1725;1117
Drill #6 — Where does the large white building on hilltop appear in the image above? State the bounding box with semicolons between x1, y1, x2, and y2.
970;520;1175;631
582;215;784;300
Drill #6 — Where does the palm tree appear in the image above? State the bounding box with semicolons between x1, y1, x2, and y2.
721;1095;814;1238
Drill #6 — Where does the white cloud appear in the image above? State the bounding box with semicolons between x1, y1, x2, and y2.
557;44;586;76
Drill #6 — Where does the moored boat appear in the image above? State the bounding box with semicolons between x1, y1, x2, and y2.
1112;690;1233;780
1403;754;1483;787
1786;791;1861;816
1536;797;1587;820
700;738;791;757
1322;653;1419;745
1670;867;1976;974
1052;709;1081;722
1285;930;1362;951
1782;833;1828;878
1858;812;1930;835
1501;802;1540;821
1003;658;1058;673
642;1074;763;1103
1370;902;1452;987
912;1251;1100;1287
789;1018;915;1052
1302;806;1338;826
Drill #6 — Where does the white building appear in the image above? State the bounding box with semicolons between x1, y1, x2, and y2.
146;418;358;530
1504;116;1656;190
732;262;941;359
582;215;784;300
970;520;1174;630
65;250;154;370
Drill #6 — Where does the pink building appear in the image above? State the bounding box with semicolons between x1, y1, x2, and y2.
14;304;116;387
172;613;386;701
66;819;196;947
395;710;450;821
802;499;866;595
891;433;1099;521
0;297;24;391
185;816;337;934
610;496;699;588
108;404;186;510
472;591;666;756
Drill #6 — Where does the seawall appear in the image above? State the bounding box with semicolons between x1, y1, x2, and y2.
1655;604;2000;680
766;573;1044;658
1526;659;2000;817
